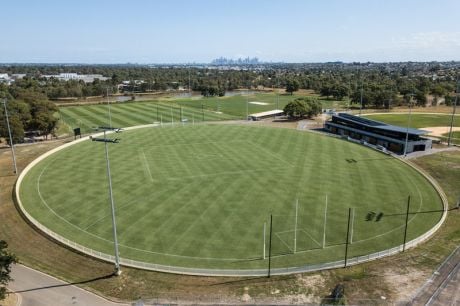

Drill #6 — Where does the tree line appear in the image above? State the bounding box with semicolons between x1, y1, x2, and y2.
0;82;58;143
0;62;458;142
1;63;458;107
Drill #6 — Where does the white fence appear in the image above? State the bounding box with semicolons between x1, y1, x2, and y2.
14;124;449;277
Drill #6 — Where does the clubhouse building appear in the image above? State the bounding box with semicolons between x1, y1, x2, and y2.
324;113;432;154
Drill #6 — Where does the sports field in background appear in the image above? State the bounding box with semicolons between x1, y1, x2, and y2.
19;124;443;270
58;92;343;134
439;131;460;145
364;113;459;128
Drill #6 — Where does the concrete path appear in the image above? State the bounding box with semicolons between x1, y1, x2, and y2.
8;264;130;306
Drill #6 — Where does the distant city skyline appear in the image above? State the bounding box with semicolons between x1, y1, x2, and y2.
2;0;459;63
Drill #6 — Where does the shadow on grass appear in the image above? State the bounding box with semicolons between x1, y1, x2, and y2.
384;207;458;217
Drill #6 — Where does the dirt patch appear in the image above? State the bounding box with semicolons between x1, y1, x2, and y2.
422;126;460;137
383;267;430;301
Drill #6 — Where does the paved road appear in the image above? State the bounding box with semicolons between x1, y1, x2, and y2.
9;264;130;306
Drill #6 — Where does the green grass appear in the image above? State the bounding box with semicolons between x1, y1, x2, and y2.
57;92;346;135
19;124;443;270
438;131;460;145
363;113;459;128
58;100;237;134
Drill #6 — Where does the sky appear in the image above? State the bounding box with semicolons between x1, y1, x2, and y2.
1;0;459;63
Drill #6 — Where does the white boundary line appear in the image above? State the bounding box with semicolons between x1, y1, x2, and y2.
14;123;449;276
140;150;154;182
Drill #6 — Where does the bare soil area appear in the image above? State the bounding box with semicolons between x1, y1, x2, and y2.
422;126;460;136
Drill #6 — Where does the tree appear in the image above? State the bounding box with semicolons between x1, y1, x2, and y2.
285;79;299;95
0;240;17;301
27;101;58;139
414;90;427;106
0;114;24;144
284;97;322;119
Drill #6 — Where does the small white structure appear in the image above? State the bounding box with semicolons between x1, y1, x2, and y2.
42;73;108;83
248;109;284;121
0;74;13;85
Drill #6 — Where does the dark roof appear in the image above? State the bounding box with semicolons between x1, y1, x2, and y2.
334;113;428;135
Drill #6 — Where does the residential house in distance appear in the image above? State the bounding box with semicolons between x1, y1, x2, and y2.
42;73;109;83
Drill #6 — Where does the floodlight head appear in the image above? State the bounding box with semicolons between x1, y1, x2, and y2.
93;126;123;133
90;136;119;143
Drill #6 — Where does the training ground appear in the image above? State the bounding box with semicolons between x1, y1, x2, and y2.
16;124;446;276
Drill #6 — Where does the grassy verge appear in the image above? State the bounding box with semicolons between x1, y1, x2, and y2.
438;131;460;145
0;128;459;304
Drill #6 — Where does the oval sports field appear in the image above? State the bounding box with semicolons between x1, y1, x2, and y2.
17;124;444;273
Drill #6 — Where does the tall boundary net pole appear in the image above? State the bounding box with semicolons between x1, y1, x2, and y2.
294;199;299;253
403;195;411;252
107;87;112;128
246;87;249;120
322;194;328;248
447;80;458;146
350;208;355;244
201;104;205;122
263;222;266;260
344;208;352;268
268;214;273;278
2;99;18;174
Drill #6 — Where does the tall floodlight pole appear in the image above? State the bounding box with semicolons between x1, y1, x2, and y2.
447;81;458;146
2;99;18;174
107;87;112;128
403;94;414;157
358;86;363;116
91;127;122;275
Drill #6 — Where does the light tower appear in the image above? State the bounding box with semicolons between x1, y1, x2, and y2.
91;126;123;275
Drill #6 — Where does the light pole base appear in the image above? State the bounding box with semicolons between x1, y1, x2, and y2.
114;268;122;276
